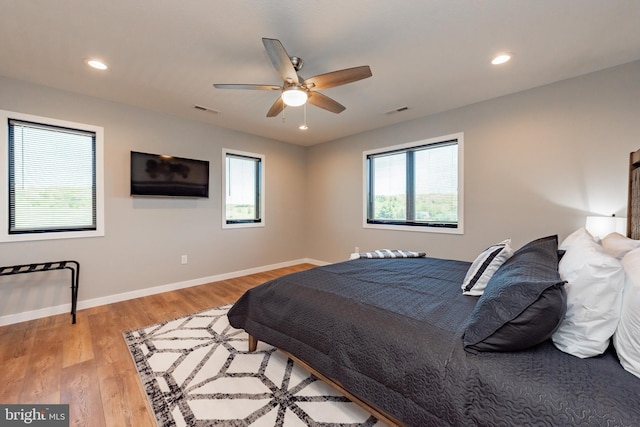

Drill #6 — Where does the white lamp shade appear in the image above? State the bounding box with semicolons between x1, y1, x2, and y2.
585;216;627;239
281;88;308;106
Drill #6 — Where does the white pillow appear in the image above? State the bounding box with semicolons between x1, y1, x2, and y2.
601;232;640;260
552;231;625;358
461;239;513;296
613;248;640;379
559;227;595;251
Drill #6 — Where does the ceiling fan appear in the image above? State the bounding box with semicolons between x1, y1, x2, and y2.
213;38;372;117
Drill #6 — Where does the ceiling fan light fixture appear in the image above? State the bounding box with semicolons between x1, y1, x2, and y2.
282;87;308;107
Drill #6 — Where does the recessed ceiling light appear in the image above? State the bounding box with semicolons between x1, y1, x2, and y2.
85;59;108;70
491;53;512;65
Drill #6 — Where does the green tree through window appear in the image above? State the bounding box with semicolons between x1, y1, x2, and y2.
365;134;462;232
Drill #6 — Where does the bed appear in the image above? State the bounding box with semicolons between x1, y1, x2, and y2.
227;152;640;426
228;242;640;425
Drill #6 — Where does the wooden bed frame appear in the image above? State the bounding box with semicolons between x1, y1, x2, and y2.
628;148;640;239
248;334;403;426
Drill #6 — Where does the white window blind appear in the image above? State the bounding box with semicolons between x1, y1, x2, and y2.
224;149;264;228
364;133;463;234
8;119;97;234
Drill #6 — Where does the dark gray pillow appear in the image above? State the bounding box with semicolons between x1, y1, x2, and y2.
463;235;567;352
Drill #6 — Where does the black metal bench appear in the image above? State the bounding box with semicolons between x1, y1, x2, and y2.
0;261;80;324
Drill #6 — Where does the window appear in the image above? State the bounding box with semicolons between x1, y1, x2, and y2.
223;149;264;228
0;110;104;242
364;133;463;234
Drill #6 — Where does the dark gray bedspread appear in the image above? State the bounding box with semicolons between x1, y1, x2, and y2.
227;258;640;426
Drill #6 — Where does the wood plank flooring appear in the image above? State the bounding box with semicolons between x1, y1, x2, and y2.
0;263;315;427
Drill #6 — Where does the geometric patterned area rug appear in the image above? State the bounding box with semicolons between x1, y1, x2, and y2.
124;304;383;426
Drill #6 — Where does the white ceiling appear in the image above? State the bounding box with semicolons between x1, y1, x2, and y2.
1;1;639;146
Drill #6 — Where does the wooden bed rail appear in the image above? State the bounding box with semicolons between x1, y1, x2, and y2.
247;334;403;426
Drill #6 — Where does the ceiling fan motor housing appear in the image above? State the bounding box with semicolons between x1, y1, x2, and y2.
290;56;303;71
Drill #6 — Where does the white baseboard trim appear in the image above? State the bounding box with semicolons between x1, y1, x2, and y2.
0;258;328;327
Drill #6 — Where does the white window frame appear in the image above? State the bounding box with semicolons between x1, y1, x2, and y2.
222;148;265;229
362;132;464;234
0;110;104;242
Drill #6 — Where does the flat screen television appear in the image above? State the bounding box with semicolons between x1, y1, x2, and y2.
130;151;209;198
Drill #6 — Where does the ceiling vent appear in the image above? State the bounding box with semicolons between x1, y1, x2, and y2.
194;104;220;114
385;106;409;115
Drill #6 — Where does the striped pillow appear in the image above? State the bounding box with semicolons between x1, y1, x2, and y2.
462;239;513;296
350;249;426;260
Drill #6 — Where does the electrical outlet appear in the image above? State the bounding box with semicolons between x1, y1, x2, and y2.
181;255;188;265
355;246;360;253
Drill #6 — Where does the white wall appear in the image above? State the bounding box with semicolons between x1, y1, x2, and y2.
305;60;640;262
0;77;308;322
2;60;639;323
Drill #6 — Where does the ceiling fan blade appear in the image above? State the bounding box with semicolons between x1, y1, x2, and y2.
303;66;372;90
262;38;299;84
308;92;346;114
266;97;286;117
213;84;281;91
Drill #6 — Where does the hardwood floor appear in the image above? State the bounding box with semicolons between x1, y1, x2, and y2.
0;263;315;427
